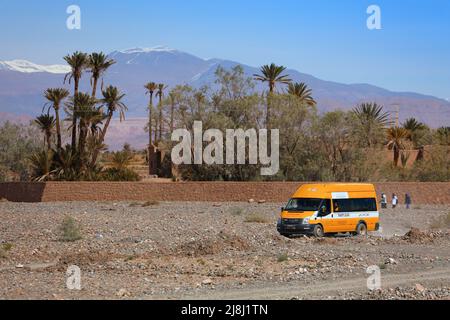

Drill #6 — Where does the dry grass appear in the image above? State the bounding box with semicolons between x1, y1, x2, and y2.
59;216;82;242
244;213;269;223
0;243;13;259
130;200;160;207
430;213;450;230
142;200;160;207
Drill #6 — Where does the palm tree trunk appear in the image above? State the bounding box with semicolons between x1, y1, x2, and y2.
393;147;400;167
148;95;153;176
170;101;175;133
154;119;158;144
92;77;98;98
71;79;79;152
266;91;273;129
54;106;62;151
46;132;52;152
148;94;153;146
158;97;163;141
90;111;112;167
79;122;88;167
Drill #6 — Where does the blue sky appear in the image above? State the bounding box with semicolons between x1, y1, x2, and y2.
0;0;449;99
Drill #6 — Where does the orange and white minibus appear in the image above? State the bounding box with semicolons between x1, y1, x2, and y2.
277;183;380;238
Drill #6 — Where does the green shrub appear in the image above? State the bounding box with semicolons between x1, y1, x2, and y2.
59;216;82;242
277;253;289;263
101;168;141;181
230;207;244;216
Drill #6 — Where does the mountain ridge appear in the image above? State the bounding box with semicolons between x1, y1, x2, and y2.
0;46;449;129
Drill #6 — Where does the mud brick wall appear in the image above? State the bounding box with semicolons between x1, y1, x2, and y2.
0;182;449;204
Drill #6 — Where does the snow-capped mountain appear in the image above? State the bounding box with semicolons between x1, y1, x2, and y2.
1;46;449;134
0;60;70;74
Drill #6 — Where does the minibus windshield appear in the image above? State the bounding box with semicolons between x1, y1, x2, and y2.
285;198;323;212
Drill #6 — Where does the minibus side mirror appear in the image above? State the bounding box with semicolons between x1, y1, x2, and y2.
281;207;285;212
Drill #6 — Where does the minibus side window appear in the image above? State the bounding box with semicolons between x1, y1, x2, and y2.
319;199;331;216
333;198;377;212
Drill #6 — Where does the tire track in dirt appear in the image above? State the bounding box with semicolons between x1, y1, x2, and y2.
154;268;450;300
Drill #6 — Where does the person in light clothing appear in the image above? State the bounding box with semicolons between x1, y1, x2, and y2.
392;194;398;209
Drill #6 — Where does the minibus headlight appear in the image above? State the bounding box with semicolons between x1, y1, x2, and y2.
303;218;310;225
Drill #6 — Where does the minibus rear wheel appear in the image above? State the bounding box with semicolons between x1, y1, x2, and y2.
356;222;368;237
313;224;324;238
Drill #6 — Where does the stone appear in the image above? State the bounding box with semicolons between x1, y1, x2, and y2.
116;288;131;297
386;258;398;265
415;283;426;293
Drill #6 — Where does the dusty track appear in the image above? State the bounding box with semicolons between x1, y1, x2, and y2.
161;268;450;300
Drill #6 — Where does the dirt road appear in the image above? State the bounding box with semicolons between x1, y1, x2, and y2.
161;268;450;300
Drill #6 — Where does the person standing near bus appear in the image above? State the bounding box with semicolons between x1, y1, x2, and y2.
392;194;398;209
405;193;412;209
381;193;387;209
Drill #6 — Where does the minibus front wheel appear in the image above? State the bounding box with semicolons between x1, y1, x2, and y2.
313;224;324;238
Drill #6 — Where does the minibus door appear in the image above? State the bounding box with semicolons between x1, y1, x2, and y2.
318;199;334;232
332;199;348;232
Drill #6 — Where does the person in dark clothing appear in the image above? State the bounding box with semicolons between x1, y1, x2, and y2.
380;193;387;209
405;193;412;209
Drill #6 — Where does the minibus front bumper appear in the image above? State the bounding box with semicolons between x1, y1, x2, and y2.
277;219;313;235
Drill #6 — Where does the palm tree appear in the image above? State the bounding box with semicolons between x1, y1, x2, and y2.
194;92;206;113
29;150;54;181
168;91;178;133
156;83;166;142
145;82;158;147
34;114;56;151
44;88;70;151
88;52;116;98
287;82;316;107
64;52;89;151
111;151;132;170
436;127;450;146
253;64;292;93
352;103;392;147
53;145;79;181
403;118;426;147
66;93;100;164
253;63;291;126
90;86;128;166
386;127;410;166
